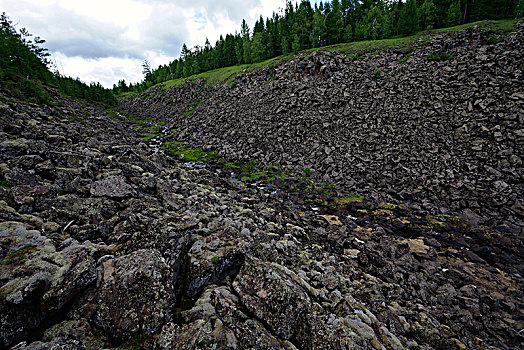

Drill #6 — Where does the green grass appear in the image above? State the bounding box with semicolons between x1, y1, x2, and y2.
399;53;413;64
159;56;284;89
434;18;517;34
116;91;138;100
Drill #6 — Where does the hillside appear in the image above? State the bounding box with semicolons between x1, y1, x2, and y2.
122;20;523;236
0;20;523;350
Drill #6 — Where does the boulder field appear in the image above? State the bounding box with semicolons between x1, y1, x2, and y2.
1;22;523;350
122;21;524;237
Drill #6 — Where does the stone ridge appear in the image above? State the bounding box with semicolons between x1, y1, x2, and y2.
122;22;524;235
0;31;523;350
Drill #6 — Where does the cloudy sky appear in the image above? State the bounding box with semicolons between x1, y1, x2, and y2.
1;0;320;88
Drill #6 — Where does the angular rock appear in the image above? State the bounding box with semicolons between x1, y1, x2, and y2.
92;249;175;343
233;256;312;340
90;175;135;198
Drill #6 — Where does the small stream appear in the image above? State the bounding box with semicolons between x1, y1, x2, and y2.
119;112;272;191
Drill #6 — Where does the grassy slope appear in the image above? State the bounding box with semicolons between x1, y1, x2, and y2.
118;18;518;95
160;55;285;89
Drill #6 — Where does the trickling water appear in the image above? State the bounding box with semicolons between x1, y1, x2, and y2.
122;113;270;190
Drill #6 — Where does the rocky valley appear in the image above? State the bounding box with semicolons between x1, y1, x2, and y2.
1;22;523;350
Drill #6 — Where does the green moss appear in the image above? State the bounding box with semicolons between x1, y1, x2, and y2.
142;133;159;141
223;161;242;169
334;194;366;206
303;168;312;177
5;244;36;264
373;68;383;77
105;109;122;119
399;53;413;64
182;109;194;117
211;255;219;264
425;215;446;228
69;115;86;125
427;52;452;61
160;141;217;162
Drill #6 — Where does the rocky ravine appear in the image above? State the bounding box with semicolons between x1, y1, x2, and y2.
0;31;523;350
122;21;524;236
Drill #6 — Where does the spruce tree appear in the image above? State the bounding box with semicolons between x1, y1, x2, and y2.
398;0;419;35
251;32;267;62
419;0;438;29
445;1;462;27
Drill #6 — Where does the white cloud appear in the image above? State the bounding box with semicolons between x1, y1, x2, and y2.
59;0;152;27
0;0;310;87
53;50;174;88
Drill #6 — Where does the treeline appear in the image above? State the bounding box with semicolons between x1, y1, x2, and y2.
0;13;116;106
117;0;518;93
55;76;116;105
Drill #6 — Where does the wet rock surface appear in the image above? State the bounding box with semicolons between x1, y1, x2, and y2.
1;24;523;350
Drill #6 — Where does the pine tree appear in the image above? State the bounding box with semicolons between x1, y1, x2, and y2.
142;60;152;82
398;0;419;35
445;1;462;27
312;10;327;47
292;34;301;53
343;23;353;42
516;0;524;17
326;0;344;44
419;0;438;29
355;3;391;40
251;32;267;62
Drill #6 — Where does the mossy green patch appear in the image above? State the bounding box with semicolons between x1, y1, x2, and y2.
161;141;217;162
105;109;123;119
334;194;366;206
69;115;86;125
399;53;413;64
427;52;452;61
182;109;194;117
5;244;36;265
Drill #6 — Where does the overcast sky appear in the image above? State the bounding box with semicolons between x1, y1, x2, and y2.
1;0;320;88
